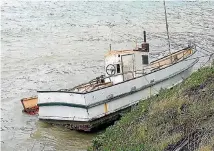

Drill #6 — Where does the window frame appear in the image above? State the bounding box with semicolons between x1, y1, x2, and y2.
142;55;149;65
116;64;121;74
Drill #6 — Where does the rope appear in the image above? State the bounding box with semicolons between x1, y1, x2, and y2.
195;44;213;54
200;53;214;68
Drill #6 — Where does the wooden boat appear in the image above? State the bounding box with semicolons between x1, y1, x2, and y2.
21;97;39;115
36;31;198;131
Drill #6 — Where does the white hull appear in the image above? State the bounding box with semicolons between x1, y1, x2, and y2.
38;52;198;123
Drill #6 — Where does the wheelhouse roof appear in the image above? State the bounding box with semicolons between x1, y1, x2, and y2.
105;50;135;57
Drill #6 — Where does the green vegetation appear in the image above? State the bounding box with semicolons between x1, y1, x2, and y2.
89;64;214;151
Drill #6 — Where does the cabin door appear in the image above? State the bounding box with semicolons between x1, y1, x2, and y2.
121;54;135;81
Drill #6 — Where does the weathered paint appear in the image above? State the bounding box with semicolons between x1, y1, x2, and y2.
21;97;38;109
38;49;198;122
104;103;108;113
87;60;196;120
38;92;86;105
39;106;88;121
121;54;135;81
105;50;134;57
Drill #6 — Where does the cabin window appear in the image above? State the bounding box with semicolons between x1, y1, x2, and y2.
116;64;120;73
142;55;149;64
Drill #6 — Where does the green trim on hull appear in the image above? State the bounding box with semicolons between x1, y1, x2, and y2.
38;102;87;109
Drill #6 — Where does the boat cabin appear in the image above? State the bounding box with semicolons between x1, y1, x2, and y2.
104;31;150;84
69;31;193;93
104;45;150;84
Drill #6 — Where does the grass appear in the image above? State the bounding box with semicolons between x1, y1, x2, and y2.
89;63;214;151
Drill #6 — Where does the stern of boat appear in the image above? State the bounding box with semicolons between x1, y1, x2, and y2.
37;91;89;122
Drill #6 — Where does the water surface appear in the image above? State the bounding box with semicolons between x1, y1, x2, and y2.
1;1;214;150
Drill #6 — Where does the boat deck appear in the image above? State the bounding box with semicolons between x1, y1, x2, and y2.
150;47;192;70
60;47;193;93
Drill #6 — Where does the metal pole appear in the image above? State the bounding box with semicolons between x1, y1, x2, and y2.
163;0;172;63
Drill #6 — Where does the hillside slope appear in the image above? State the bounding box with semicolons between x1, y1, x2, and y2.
90;64;214;151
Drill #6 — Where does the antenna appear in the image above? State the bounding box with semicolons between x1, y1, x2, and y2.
135;40;137;49
163;0;172;63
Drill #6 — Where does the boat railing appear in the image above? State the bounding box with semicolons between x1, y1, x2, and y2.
103;47;194;80
59;47;195;93
68;59;175;92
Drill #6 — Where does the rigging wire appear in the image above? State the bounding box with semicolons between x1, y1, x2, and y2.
145;52;214;95
143;76;159;94
195;44;213;54
182;53;214;62
197;1;214;56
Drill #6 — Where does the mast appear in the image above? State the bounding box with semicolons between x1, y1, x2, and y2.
163;0;172;62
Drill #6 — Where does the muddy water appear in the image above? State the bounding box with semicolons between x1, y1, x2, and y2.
1;1;214;151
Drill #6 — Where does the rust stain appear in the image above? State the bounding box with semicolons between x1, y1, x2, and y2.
104;103;108;113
